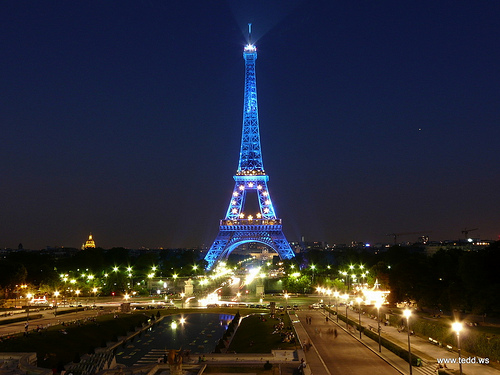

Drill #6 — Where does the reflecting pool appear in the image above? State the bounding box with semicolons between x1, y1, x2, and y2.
115;313;233;366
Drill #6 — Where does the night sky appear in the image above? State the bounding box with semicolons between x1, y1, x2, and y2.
2;1;499;250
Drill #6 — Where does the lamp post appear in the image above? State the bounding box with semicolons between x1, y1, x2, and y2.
375;301;382;352
341;271;348;291
404;309;413;375
92;287;98;308
334;291;339;322
26;293;32;323
452;322;463;375
54;291;60;316
356;297;362;339
75;290;80;311
343;294;349;329
284;293;289;311
326;289;332;317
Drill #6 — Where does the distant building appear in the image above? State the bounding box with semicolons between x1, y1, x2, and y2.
83;233;96;249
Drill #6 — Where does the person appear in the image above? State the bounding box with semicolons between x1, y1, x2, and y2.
334;328;338;338
298;358;306;374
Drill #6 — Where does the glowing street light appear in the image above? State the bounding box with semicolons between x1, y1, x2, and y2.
75;289;81;311
334;291;340;322
404;309;413;375
54;291;60;316
26;293;33;323
356;297;363;339
452;322;463;375
342;293;349;329
326;289;332;317
341;271;349;291
375;301;382;352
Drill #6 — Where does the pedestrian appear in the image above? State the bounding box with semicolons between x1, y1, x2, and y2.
298;358;306;374
334;328;338;338
326;316;328;323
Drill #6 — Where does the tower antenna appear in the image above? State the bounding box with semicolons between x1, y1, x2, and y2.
248;23;252;44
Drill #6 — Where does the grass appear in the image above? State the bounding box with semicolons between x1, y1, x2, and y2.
228;312;297;353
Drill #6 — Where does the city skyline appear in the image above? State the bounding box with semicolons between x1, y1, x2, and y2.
2;1;500;249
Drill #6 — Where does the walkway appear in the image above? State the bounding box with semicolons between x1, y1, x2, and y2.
292;309;402;375
346;306;500;375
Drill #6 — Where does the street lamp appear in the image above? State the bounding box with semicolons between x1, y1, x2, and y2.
26;293;32;324
404;309;413;375
54;291;60;316
92;287;98;307
75;290;80;310
343;293;349;329
356;297;362;339
334;291;340;322
452;322;463;375
375;301;382;352
284;293;289;311
326;289;332;317
310;265;316;284
341;271;348;291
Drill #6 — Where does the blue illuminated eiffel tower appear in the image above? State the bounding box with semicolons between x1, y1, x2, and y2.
204;26;295;270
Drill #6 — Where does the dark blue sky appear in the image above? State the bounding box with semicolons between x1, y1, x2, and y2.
2;1;499;249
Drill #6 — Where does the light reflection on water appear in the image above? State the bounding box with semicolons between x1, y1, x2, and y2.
116;313;233;366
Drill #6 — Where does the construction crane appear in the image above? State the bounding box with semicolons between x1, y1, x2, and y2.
461;228;478;239
386;231;433;245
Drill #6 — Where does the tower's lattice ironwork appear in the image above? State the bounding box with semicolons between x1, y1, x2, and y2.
204;29;295;270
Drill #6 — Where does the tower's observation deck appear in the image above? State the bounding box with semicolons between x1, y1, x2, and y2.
203;31;294;270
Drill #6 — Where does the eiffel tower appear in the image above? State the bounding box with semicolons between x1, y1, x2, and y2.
204;26;295;270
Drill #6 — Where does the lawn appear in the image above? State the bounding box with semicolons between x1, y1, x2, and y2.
228;312;298;353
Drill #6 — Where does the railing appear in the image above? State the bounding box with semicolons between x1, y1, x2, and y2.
221;219;281;226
